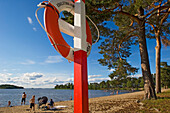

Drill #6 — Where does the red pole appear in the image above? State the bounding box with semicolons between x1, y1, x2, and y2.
74;50;89;113
74;0;89;113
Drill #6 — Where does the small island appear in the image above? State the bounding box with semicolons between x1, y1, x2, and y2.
0;84;24;89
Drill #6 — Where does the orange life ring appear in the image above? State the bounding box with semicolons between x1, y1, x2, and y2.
43;1;92;61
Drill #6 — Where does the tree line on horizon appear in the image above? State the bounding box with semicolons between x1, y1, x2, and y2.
54;77;144;90
63;0;170;99
55;64;169;90
0;84;24;89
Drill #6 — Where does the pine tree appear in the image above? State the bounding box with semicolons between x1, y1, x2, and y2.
98;30;138;81
145;1;170;93
85;0;169;99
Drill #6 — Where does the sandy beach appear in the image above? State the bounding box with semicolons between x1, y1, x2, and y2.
0;89;169;113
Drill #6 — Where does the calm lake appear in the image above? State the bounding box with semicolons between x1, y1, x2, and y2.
0;89;131;107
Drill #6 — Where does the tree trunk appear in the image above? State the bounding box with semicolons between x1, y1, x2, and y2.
155;32;161;93
138;7;157;99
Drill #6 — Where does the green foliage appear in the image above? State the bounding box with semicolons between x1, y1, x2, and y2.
54;83;74;89
139;77;144;88
98;30;138;80
108;59;138;80
61;12;74;25
135;79;139;90
54;77;144;90
160;62;170;88
88;83;101;90
0;84;24;89
127;79;133;88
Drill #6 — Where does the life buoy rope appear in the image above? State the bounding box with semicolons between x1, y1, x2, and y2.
85;15;100;45
35;6;71;48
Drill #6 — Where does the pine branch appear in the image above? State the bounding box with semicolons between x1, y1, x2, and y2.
144;6;170;19
146;10;170;21
129;19;134;27
119;29;138;48
91;5;140;23
146;21;157;34
160;8;170;27
146;8;169;33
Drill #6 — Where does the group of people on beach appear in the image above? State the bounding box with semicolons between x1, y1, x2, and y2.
20;92;35;111
20;92;38;111
8;92;55;112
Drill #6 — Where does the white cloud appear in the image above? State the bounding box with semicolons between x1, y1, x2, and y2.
45;56;63;63
0;73;12;77
130;74;142;78
0;72;72;88
88;77;111;83
44;77;73;85
88;75;102;78
108;69;115;72
27;17;33;24
21;60;35;65
0;71;111;88
88;74;110;83
2;69;8;72
27;17;37;31
0;73;15;83
24;72;43;80
33;27;37;31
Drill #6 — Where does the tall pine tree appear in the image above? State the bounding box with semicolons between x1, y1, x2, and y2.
145;1;170;93
85;0;169;99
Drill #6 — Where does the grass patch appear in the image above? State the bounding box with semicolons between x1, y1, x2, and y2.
140;90;170;113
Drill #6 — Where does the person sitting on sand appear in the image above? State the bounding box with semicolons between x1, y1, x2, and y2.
38;96;48;109
21;92;26;105
29;95;35;111
49;99;54;109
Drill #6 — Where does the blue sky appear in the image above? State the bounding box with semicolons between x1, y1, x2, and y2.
0;0;169;88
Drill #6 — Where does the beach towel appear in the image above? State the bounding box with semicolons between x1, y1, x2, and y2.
50;105;67;110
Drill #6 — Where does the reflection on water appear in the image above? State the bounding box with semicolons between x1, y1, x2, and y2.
0;89;131;107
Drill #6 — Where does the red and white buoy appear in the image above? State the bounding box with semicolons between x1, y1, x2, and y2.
36;0;90;112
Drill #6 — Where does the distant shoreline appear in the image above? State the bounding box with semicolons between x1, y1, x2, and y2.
0;84;24;89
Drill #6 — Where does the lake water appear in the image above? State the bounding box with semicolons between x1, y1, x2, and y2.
0;89;131;107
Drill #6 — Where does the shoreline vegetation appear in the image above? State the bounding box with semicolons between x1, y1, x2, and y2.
54;77;145;91
0;88;169;113
0;84;24;89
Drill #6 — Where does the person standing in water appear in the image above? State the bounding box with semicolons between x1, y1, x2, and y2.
21;92;27;105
